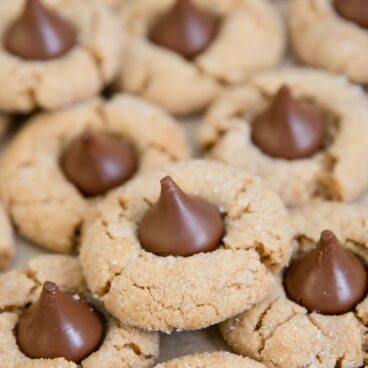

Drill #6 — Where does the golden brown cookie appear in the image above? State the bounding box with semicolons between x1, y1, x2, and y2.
0;0;123;113
0;254;159;368
199;68;368;206
80;160;294;332
117;0;285;115
0;96;190;254
154;352;266;368
290;0;368;84
221;201;368;368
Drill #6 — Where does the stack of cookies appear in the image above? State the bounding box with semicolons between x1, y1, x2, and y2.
0;1;368;367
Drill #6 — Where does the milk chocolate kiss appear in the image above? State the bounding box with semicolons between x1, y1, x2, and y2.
4;0;76;60
252;85;326;160
285;230;368;315
149;0;218;59
60;131;138;197
17;281;104;363
334;0;368;29
138;176;224;257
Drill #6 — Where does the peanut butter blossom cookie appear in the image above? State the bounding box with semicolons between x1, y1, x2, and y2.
0;96;190;253
154;352;266;368
0;255;159;368
0;203;15;271
221;201;368;368
80;160;294;332
199;68;368;206
117;0;285;115
290;0;368;84
0;0;123;113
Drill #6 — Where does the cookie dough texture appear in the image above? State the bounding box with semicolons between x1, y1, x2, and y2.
0;95;190;254
290;0;368;84
118;0;285;115
199;68;368;206
0;203;15;270
154;352;266;368
0;255;159;368
0;0;123;113
221;201;368;368
80;160;294;332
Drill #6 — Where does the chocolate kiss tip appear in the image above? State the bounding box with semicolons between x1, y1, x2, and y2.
160;175;178;193
43;281;57;294
80;131;101;147
284;229;368;315
160;175;174;186
81;131;93;142
279;84;290;95
320;229;336;243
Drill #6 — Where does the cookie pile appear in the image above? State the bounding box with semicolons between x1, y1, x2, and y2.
0;1;368;367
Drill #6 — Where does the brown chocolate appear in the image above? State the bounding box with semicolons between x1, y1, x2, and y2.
334;0;368;29
4;0;76;61
17;281;104;363
284;230;368;315
138;176;224;257
251;85;326;160
149;0;218;59
60;131;138;197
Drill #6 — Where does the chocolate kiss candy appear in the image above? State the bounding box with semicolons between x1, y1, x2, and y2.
138;176;224;257
4;0;76;60
60;131;138;197
251;85;326;160
285;230;368;315
17;281;104;363
149;0;218;59
334;0;368;29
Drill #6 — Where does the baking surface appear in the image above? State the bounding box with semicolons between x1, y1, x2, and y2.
5;0;368;364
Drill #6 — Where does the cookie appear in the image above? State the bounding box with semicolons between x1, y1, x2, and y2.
290;0;368;84
199;68;368;206
117;0;285;115
0;254;159;368
0;203;15;271
0;0;123;113
80;159;294;332
154;352;266;368
0;95;190;254
221;201;368;368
